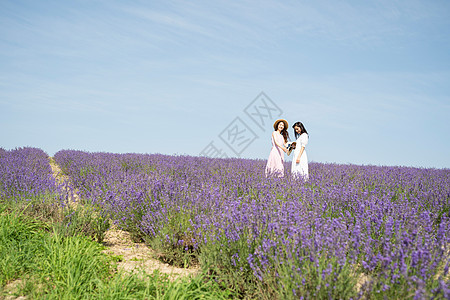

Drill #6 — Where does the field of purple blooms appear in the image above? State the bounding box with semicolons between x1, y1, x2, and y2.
0;147;61;202
50;149;450;299
1;147;449;299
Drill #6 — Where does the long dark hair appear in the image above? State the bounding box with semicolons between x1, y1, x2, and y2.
292;121;308;139
274;120;290;143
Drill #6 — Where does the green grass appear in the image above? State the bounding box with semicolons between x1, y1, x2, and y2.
0;199;235;299
0;207;44;286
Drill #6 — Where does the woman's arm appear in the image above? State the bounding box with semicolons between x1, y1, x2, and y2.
273;132;288;153
296;134;308;163
296;146;305;163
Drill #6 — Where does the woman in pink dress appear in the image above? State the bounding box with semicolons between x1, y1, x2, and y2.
265;119;289;177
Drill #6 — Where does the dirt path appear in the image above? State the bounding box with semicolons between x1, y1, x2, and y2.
49;157;80;208
102;225;199;280
48;157;199;280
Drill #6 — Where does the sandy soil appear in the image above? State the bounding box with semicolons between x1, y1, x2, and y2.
49;157;80;207
102;224;199;280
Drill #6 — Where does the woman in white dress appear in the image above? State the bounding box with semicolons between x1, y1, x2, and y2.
291;121;309;180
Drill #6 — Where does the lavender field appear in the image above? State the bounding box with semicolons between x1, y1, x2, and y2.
0;147;61;203
51;149;449;299
2;147;449;299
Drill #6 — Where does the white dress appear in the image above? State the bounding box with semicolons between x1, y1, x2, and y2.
291;133;308;179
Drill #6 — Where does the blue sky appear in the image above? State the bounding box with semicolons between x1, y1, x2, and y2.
1;0;449;168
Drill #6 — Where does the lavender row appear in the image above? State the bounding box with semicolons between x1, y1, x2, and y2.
0;147;59;201
54;150;450;298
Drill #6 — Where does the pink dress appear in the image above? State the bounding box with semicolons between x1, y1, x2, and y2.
265;131;285;177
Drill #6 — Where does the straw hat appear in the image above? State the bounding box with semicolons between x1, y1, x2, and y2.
273;119;288;131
